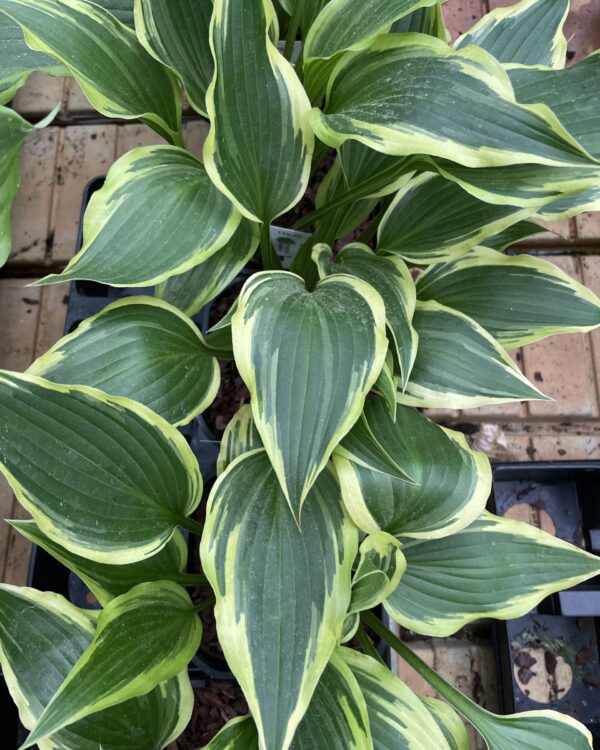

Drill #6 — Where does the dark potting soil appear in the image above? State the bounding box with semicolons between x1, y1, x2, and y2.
173;683;249;749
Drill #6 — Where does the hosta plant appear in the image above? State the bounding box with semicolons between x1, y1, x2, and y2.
2;0;600;748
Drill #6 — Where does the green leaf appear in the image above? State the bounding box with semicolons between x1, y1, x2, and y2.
10;519;192;606
377;172;539;265
21;581;201;748
232;270;387;519
0;105;34;265
416;247;600;349
313;243;418;389
537;184;600;220
156;219;259;317
456;0;569;69
391;2;448;39
0;15;65;104
484;220;546;251
372;350;398;421
204;0;313;223
216;404;263;475
311;35;595;168
278;0;328;38
386;512;600;637
0;584;193;750
37;146;240;287
0;370;201;563
304;0;442;62
428;157;600;208
134;0;213;117
421;698;471;750
334;397;491;539
201;649;372;750
349;532;406;614
28;296;220;425
472;711;593;750
510;51;600;159
0;0;182;144
399;301;547;408
338;141;413;200
200;450;358;750
341;647;453;750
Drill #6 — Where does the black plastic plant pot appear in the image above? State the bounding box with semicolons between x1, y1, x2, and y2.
492;462;600;746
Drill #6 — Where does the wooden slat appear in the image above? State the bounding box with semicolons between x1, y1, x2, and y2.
50;124;118;264
11;72;67;118
565;0;600;65
0;280;41;584
524;257;599;418
10;127;59;266
443;0;486;41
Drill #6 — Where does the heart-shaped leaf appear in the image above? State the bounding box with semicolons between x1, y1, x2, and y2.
232;271;387;519
0;371;202;563
38;146;240;287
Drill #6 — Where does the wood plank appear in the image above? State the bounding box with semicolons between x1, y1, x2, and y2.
11;72;67;118
531;434;600;461
443;0;486;41
0;280;41;584
575;211;600;240
183;120;210;159
10;127;59;266
565;0;600;65
115;123;167;157
50;124;118;264
523;257;599;418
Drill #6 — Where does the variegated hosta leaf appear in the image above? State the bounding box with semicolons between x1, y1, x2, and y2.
0;371;201;563
200;450;358;750
391;2;448;39
485;220;546;252
278;0;328;38
471;711;593;750
11;519;191;606
341;647;453;750
201;650;372;750
429;157;600;208
204;0;313;223
537;185;600;221
0;104;36;265
156;219;259;318
421;698;471;750
373;350;398;421
416;247;600;349
377;172;539;265
313;243;418;389
304;0;442;62
386;512;600;637
134;0;213;117
232;271;387;520
21;581;201;748
311;158;377;242
38;146;240;287
399;301;547;408
0;15;65;104
334;396;491;539
380;625;595;750
348;532;406;614
0;0;182;143
216;404;263;475
456;0;569;69
337;141;414;201
0;585;193;750
27;296;220;426
510;52;600;160
311;35;595;168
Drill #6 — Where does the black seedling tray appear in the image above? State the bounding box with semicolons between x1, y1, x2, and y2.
492;462;600;744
